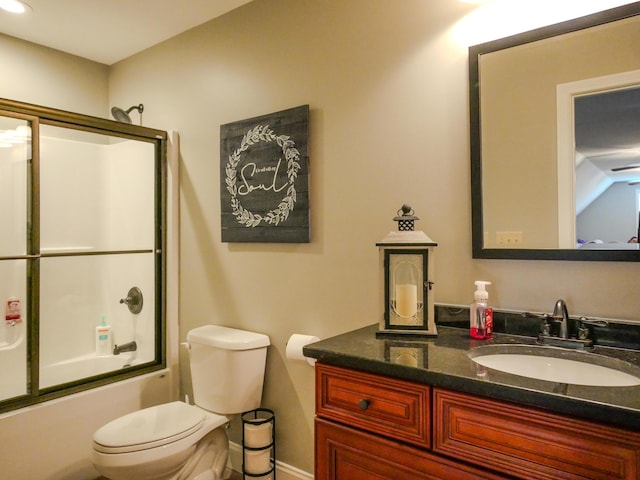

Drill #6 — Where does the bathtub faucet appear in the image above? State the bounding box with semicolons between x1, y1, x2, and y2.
113;341;137;355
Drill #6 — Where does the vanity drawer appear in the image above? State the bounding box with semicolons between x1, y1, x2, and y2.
433;388;640;480
316;363;430;447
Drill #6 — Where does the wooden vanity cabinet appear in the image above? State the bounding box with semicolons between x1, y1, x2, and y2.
315;363;640;480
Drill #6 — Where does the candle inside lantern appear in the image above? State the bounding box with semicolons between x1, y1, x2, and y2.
244;421;273;448
245;448;272;474
395;284;417;317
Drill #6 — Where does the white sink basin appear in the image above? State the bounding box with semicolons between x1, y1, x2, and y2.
468;344;640;387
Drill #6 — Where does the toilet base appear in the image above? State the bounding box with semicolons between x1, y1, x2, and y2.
180;428;229;480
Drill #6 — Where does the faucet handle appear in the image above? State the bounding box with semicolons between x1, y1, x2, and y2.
578;316;608;328
577;323;590;340
577;317;608;341
538;313;551;335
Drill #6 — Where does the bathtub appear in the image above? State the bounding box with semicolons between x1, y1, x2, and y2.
0;367;173;480
40;352;144;388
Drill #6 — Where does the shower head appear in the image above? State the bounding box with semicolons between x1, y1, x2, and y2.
111;104;144;124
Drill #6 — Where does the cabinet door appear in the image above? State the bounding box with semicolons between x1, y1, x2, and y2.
434;388;640;480
315;418;506;480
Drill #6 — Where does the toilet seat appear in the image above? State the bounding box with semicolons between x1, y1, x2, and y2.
93;401;224;454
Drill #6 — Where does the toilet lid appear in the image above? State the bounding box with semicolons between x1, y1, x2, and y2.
93;402;205;453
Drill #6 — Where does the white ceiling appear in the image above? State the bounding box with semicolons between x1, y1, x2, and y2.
0;0;254;65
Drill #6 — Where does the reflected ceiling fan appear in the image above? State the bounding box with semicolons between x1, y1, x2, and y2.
609;162;640;184
611;164;640;172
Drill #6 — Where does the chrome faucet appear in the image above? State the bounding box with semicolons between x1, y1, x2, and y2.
551;299;570;339
537;300;608;350
113;341;137;355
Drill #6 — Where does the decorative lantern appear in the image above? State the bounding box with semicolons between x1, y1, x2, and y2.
376;205;437;337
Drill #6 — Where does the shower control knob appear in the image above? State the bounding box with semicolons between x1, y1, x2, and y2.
119;287;143;314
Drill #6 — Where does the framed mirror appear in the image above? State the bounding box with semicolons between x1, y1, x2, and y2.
470;2;640;261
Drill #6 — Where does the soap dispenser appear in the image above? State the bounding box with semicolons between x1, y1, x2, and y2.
470;281;492;339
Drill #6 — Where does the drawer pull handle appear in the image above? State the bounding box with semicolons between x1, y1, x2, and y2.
358;399;370;410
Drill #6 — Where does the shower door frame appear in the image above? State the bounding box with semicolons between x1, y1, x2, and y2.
0;98;168;413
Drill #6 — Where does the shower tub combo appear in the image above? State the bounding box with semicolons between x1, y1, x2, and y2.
0;100;166;407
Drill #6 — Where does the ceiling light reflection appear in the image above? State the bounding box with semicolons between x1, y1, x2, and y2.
452;0;638;47
0;0;31;14
0;126;31;145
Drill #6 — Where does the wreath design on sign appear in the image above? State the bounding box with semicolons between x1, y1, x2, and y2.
225;124;301;227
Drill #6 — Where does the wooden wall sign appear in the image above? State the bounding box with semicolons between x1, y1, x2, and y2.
220;105;310;243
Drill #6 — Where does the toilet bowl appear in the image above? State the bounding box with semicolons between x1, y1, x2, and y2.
92;325;270;480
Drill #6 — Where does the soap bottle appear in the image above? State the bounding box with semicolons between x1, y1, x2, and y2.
95;315;113;356
470;281;493;339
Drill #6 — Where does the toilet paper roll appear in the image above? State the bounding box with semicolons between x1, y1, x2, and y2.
286;334;319;366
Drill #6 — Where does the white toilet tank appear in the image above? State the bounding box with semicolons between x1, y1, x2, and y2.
187;325;270;415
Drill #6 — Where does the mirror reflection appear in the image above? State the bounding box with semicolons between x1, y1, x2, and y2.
574;86;640;247
470;3;640;260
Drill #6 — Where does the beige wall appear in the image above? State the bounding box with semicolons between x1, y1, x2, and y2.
109;0;475;470
0;33;108;116
107;0;640;472
2;0;639;476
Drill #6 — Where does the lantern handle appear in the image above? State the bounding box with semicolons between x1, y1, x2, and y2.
397;204;414;217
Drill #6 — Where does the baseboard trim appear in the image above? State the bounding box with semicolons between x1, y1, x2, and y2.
229;441;313;480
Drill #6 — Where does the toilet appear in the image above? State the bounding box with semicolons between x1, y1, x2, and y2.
92;325;270;480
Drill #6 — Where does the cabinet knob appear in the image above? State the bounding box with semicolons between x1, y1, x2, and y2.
358;399;370;411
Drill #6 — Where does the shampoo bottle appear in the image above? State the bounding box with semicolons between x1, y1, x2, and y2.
470;281;493;339
95;315;113;356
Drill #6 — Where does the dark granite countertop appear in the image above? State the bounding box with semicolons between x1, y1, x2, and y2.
303;324;640;431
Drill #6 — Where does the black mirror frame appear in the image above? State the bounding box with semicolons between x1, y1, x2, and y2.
470;1;640;261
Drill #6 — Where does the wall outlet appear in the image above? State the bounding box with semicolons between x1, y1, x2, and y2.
496;231;523;245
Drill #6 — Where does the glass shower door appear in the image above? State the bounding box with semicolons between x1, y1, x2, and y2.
0;113;31;401
0;98;166;414
38;125;157;389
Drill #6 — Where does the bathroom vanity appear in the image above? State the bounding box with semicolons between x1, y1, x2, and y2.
304;324;640;480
